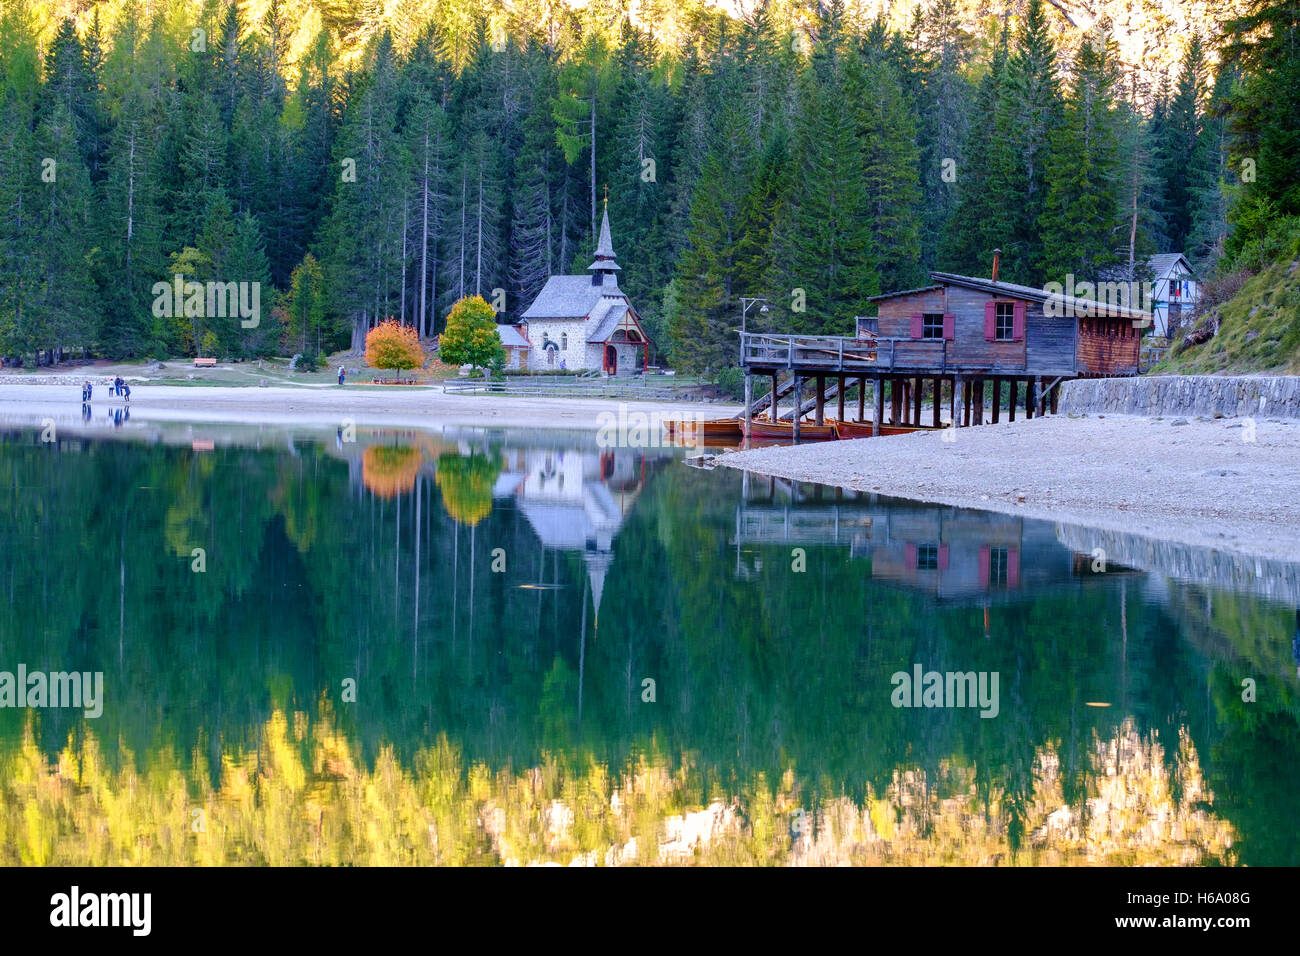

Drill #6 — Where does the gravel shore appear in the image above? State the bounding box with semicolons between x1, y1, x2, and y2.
0;383;739;433
720;415;1300;563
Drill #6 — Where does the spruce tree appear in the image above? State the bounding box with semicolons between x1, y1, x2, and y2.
989;0;1062;285
1039;26;1126;281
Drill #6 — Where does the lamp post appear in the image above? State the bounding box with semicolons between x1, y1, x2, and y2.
739;297;770;335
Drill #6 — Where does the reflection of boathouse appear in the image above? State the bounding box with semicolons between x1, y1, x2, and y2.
734;481;1138;603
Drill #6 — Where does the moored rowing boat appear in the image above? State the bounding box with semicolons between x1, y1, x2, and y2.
663;417;745;440
744;418;839;442
826;419;943;439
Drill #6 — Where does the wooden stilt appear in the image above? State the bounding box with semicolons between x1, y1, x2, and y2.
771;373;779;421
793;376;803;444
963;379;972;427
1008;379;1017;422
991;377;1001;424
1036;376;1046;417
912;377;923;425
814;374;825;426
873;377;883;437
1050;382;1059;414
890;379;901;425
1025;377;1035;419
837;376;845;423
857;377;866;422
743;373;753;448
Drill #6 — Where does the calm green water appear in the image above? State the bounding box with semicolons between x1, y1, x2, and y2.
1;420;1297;865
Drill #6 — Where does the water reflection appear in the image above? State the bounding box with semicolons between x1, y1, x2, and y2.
0;423;1295;865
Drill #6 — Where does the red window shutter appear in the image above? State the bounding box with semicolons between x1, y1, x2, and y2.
984;302;996;341
910;313;923;338
1013;302;1026;341
905;542;917;568
1007;548;1020;587
937;544;949;570
942;313;955;340
978;546;991;587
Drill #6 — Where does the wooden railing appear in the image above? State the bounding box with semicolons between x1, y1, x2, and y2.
740;332;949;373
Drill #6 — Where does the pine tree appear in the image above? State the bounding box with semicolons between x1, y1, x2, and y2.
1156;34;1207;253
939;25;1009;276
1221;0;1300;263
989;0;1062;285
1186;66;1236;270
1039;26;1126;281
767;50;879;336
0;0;42;363
509;78;560;322
912;0;974;271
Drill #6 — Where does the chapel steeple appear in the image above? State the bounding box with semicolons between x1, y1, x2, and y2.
587;194;621;286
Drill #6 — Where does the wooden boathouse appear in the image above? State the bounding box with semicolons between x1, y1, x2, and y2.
739;256;1150;441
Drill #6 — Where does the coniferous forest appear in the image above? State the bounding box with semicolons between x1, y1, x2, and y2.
0;0;1297;373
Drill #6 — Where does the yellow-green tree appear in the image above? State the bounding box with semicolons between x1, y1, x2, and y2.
365;319;425;380
438;296;503;376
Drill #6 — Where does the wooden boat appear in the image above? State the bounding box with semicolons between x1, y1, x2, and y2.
826;419;941;439
744;418;839;442
663;417;745;441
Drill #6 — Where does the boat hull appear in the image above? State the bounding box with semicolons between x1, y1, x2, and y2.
664;418;745;441
744;419;839;442
827;419;941;439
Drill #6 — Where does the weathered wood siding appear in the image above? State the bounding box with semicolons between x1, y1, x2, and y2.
878;287;1028;372
1076;318;1140;376
1025;305;1079;375
876;289;947;338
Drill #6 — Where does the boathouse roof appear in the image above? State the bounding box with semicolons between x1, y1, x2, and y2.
911;271;1152;322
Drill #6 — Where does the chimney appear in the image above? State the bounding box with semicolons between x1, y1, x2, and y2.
991;248;1002;283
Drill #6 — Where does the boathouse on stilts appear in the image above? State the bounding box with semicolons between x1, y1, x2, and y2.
737;252;1150;443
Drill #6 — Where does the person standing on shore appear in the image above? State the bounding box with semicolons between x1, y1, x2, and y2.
122;383;131;404
85;381;93;401
338;365;346;386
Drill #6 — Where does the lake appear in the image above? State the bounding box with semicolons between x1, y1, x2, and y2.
0;416;1297;865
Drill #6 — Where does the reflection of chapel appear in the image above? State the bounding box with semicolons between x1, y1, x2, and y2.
512;203;652;375
493;448;646;620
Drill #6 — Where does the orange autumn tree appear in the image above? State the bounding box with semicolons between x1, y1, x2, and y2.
365;319;425;381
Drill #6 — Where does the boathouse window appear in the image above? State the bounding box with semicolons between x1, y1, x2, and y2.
910;312;954;340
916;544;939;570
995;303;1015;341
984;300;1024;341
988;548;1009;586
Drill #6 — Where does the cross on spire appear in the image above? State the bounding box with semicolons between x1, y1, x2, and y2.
603;184;609;211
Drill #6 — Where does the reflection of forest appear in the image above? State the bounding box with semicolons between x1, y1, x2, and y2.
0;711;1236;866
0;430;1296;865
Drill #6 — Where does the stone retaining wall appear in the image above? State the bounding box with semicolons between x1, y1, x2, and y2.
1057;375;1300;419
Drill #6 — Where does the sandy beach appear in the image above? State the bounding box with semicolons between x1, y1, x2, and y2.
721;415;1300;563
0;382;741;432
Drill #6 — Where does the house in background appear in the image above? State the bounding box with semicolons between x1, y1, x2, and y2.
496;322;531;370
1147;253;1199;339
517;205;652;374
